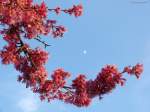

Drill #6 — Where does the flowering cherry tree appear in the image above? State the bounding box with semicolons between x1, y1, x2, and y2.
0;0;143;107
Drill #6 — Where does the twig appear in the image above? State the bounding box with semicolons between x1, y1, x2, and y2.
34;36;51;48
63;86;73;89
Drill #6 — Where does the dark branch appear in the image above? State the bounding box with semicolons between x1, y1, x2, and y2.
34;36;51;48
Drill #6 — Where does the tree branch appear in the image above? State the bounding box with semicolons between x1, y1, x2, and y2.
34;36;51;48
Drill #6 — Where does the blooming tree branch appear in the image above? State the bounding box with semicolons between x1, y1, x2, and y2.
0;0;143;107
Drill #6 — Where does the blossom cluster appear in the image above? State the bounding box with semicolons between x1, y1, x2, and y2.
0;0;143;107
49;4;83;17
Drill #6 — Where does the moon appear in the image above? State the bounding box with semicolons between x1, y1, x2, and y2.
83;50;87;54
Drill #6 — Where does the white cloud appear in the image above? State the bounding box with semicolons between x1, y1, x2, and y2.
58;104;68;112
17;92;38;112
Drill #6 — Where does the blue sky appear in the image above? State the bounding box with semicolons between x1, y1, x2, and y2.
0;0;150;112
